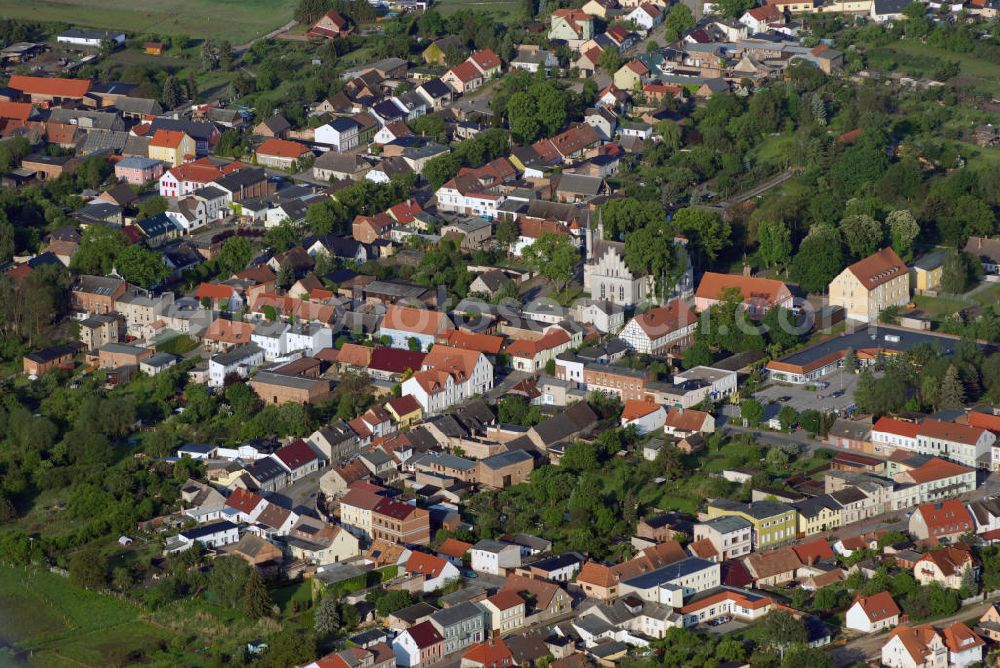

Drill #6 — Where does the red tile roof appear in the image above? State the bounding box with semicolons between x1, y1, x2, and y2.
918;418;987;446
225;488;265;514
695;272;791;307
914;500;974;538
846;247;907;290
621;399;662;421
852;591;900;622
387;394;422;417
257;138;310;159
470;48;502;72
902;456;973;484
0;102;32;121
274;439;322;470
463;639;513;667
942;622;984;653
373;496;419;520
791;538;834;565
440;330;504;355
968;410;1000;434
405;551;450;578
405;621;444;649
9;75;91;98
506;329;571;359
632;299;697;338
383;305;453;337
369;347;427;374
448;61;483;84
437;538;473;559
196;282;236;301
873;417;920;439
486;590;523;611
150;129;188;149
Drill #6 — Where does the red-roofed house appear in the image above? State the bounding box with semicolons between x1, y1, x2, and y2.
892;456;976;506
405;551;461;592
480;593;525;634
462;639;515;668
386;394;423;427
255;138;312;169
679;588;773;627
196;282;244;310
468;49;502;78
506;328;572;372
872;417;921;453
380;305;455;351
393;620;444;668
442;61;485;95
308;11;351;39
532;124;601;165
224;488;266;522
9;75;91;103
829;247;909;322
909;500;975;542
916;418;996;469
914;545;976;589
621;399;666;434
740;4;784;32
373;497;431;545
148;129;195;167
437;538;473;565
664;407;715;436
846;592;901;633
620;299;697;355
792;538;835;566
273;439;327;482
694;272;793;318
353;212;397;244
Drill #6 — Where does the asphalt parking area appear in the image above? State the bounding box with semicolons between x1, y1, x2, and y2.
755;369;860;414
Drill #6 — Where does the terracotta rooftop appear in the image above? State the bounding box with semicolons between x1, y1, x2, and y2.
845;247;907;290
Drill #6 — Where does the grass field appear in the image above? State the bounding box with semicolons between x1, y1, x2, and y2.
0;566;174;667
889;40;1000;96
912;294;967;320
0;0;296;43
435;0;521;18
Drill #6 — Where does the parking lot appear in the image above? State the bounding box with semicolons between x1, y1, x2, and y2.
755;369;860;414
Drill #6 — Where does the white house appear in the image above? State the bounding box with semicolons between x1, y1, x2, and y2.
315;117;361;152
404;552;461;592
880;624;952;668
619;300;698;355
379;304;454;352
57;28;125;48
845;592;900;634
916;419;996;469
174;520;240;551
208;343;264;387
871;417;920;454
286;322;334;357
392;621;443;668
621;400;666;435
252;321;291;361
435;181;504;219
470;540;522;575
626;3;663;31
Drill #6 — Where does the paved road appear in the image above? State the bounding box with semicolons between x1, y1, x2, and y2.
831;597;997;666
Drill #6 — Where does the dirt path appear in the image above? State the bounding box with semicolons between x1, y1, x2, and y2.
234;20;298;54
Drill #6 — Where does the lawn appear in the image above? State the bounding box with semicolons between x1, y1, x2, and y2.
434;0;522;18
888;40;1000;96
911;294;967;320
156;334;200;355
0;0;297;43
0;566;176;667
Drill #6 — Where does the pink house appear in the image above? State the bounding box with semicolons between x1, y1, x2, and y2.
115;156;165;185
